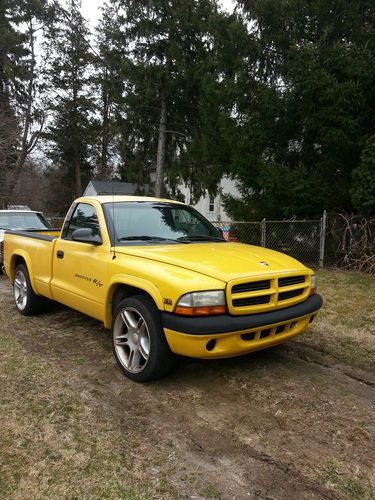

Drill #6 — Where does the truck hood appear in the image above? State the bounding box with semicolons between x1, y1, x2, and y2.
115;242;309;283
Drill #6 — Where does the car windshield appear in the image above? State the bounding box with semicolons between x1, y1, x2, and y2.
0;212;51;230
103;202;225;245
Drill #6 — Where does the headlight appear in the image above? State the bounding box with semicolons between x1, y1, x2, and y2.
175;290;226;316
310;275;317;295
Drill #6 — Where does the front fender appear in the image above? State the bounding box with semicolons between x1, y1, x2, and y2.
104;274;163;329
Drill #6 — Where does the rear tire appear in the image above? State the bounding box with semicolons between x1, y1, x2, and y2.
13;264;46;315
111;295;175;382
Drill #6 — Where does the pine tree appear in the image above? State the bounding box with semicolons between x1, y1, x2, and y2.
93;1;125;181
0;0;36;204
103;0;235;198
224;0;375;219
44;0;94;202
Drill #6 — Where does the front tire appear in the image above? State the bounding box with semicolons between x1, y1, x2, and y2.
111;295;175;382
13;264;46;315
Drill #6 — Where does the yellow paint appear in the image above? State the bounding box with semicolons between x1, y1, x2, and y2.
164;315;312;359
4;195;319;359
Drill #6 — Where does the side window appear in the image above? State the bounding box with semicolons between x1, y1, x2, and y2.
64;203;100;241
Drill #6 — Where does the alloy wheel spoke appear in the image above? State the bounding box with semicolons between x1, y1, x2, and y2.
115;334;129;346
139;336;150;358
127;348;141;370
121;310;138;330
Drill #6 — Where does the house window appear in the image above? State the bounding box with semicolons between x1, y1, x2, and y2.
209;196;215;212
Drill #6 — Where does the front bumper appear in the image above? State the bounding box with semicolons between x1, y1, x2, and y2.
162;294;323;359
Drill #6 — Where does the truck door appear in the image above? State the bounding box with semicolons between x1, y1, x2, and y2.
51;202;110;320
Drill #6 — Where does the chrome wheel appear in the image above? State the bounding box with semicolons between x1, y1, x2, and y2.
113;307;151;373
14;269;28;311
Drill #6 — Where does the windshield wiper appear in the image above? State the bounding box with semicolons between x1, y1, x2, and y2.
118;235;188;243
177;235;226;243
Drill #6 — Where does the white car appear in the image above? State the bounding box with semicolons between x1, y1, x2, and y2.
0;208;52;265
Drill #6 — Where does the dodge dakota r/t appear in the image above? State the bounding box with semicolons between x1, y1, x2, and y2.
3;196;323;381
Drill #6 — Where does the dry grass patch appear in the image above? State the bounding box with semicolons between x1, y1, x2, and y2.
296;269;375;369
0;323;166;499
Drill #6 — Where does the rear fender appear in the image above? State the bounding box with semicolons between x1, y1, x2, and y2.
9;251;38;294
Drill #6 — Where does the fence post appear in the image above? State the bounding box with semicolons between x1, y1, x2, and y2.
261;218;266;247
319;210;327;268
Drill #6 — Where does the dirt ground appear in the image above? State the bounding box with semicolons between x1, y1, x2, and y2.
0;270;374;499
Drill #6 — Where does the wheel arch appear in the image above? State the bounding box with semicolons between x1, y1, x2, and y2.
10;252;37;292
104;276;163;329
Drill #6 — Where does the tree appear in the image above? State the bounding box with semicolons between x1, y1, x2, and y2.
351;135;375;216
92;2;125;180
44;0;94;203
103;0;238;199
223;0;375;219
0;0;28;205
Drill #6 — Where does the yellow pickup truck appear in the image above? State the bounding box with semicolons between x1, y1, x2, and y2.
3;195;322;381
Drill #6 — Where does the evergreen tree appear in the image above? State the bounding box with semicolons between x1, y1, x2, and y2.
351;135;375;216
93;1;125;180
44;0;94;203
0;0;49;204
104;0;237;198
224;0;375;219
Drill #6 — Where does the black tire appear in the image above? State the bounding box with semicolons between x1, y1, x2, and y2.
111;295;176;382
13;263;46;315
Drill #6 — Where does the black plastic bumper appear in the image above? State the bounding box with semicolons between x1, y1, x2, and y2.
162;294;323;335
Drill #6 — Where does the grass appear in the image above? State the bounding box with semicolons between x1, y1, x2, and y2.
297;269;375;369
0;305;171;500
0;269;374;499
321;458;375;500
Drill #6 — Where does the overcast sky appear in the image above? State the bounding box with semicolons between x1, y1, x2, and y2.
80;0;236;25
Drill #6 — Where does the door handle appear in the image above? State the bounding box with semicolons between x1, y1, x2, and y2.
57;250;64;259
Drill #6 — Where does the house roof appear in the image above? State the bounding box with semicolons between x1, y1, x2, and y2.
83;181;137;196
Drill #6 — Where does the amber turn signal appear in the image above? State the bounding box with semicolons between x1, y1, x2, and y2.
174;305;227;316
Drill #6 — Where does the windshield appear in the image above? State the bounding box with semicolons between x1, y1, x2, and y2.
0;212;52;230
103;202;225;245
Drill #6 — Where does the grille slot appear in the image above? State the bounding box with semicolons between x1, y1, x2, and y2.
260;329;271;339
233;295;271;307
232;280;271;293
278;275;305;287
278;289;303;301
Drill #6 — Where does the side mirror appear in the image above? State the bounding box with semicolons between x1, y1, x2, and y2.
71;228;102;245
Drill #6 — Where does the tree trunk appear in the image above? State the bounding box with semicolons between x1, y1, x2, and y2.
155;97;167;197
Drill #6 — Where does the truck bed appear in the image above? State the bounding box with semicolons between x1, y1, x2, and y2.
4;229;61;299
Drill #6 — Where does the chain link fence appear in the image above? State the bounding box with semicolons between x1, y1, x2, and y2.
213;219;322;268
46;211;374;272
213;213;374;272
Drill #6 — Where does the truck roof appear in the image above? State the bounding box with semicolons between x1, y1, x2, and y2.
77;195;184;205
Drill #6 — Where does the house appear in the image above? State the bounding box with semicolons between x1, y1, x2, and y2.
84;177;239;222
83;180;137;196
178;176;240;222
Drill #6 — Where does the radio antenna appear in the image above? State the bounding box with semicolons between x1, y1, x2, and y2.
112;181;116;260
